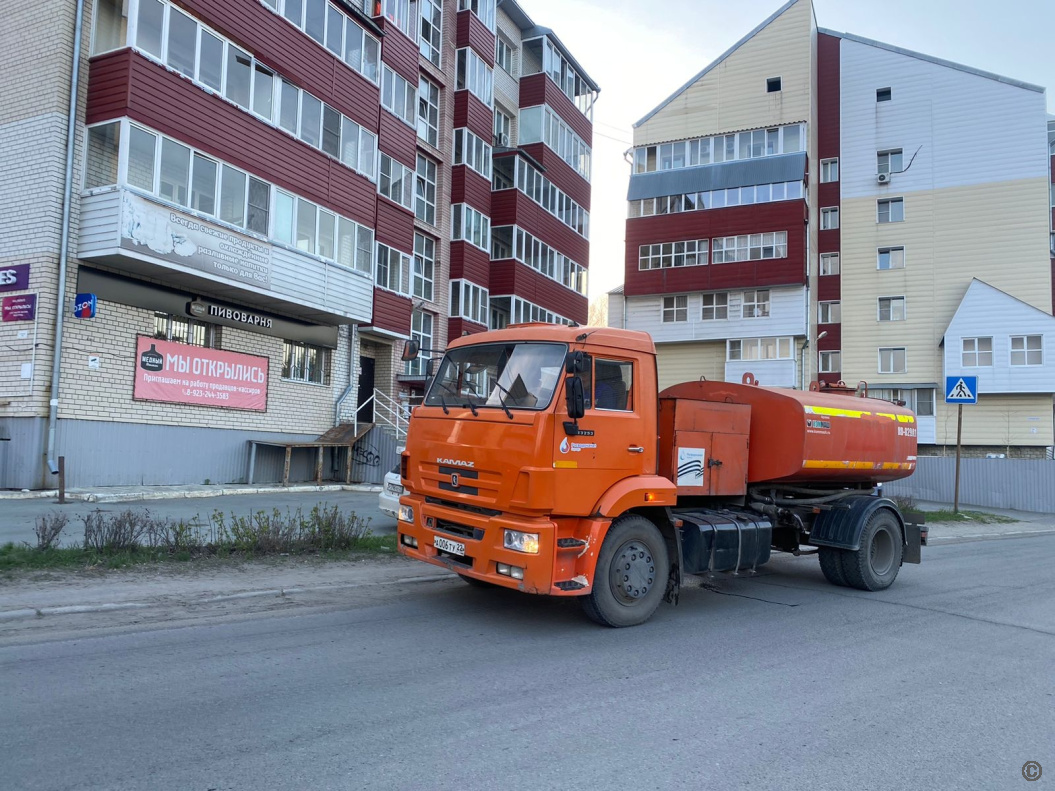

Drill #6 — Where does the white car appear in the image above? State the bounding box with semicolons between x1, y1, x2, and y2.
378;463;404;519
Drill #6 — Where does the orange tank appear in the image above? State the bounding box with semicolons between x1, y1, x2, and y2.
659;380;917;485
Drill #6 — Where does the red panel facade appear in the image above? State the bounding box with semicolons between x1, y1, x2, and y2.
518;73;592;143
447;317;487;338
85;49;132;124
456;10;497;63
490;190;589;265
451;166;492;215
817;276;841;301
453;91;494;141
378;111;417;165
816;323;841;349
180;0;380;131
623;202;808;297
370;288;413;337
449;241;490;285
518;143;590;211
87;51;378;227
377;19;420;83
375;199;414;253
490;260;588;322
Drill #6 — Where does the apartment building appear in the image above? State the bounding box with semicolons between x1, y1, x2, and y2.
610;0;1054;456
0;0;597;488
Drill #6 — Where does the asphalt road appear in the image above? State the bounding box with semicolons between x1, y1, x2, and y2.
0;490;396;546
3;535;1053;790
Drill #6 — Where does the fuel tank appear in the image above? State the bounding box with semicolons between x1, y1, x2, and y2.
659;381;917;485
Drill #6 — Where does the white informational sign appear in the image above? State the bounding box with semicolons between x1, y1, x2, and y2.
120;192;272;289
88;356;101;370
676;447;706;486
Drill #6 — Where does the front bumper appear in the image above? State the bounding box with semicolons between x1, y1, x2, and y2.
396;495;601;595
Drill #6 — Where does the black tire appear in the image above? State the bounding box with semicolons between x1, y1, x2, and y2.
581;515;670;628
818;546;849;587
457;573;495;588
842;509;903;591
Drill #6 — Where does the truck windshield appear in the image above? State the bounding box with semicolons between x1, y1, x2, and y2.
425;342;567;412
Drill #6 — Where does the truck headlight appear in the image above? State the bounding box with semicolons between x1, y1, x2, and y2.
503;529;539;554
398;504;414;524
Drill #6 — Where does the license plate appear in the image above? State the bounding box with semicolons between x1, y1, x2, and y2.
434;536;466;556
386;484;403;495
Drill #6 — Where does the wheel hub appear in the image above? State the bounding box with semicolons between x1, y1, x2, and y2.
610;540;656;604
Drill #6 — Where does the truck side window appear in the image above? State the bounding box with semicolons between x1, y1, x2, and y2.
594;359;633;411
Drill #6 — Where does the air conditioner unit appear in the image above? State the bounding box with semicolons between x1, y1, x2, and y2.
493;133;509;148
877;172;891;184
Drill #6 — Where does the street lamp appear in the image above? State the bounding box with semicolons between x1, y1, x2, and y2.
800;330;828;390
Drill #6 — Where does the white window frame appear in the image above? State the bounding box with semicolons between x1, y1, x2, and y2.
819;350;841;373
701;293;728;321
453;128;492;179
961;337;993;367
662;295;688;323
417;76;440;148
456;47;494;106
451;203;491;252
259;1;381;85
413;232;435;302
381;65;417;127
637;240;708;270
727;337;794;361
449;278;489;324
820;207;839;230
711;232;787;264
742;289;770;319
877;197;905;224
877;149;903;176
877;296;906;322
878;347;907;374
415;153;437;225
820;158;839;183
818;301;841;324
405;309;434;376
418;0;442;65
1010;335;1043;366
819;252;840;276
457;0;496;31
630;123;805;174
379;154;415;211
878;246;906;270
375;242;411;295
496;35;514;76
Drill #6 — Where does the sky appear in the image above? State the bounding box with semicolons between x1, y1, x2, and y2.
512;0;1055;307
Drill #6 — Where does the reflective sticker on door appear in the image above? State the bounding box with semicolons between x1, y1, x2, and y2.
676;447;706;485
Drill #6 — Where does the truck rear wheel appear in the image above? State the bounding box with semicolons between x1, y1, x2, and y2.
818;547;849;587
582;515;669;628
842;509;903;591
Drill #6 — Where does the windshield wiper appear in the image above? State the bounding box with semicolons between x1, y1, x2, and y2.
463;393;479;417
488;380;515;420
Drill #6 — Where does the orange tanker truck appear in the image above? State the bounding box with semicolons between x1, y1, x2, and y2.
396;324;923;627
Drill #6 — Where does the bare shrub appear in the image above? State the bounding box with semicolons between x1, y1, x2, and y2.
82;509;150;552
34;513;68;551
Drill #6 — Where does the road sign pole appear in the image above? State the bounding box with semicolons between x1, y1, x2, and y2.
953;404;963;514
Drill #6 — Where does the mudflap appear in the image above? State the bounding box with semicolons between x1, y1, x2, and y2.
903;523;923;564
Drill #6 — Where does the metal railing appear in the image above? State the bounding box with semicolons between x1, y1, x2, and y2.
355;388;409;443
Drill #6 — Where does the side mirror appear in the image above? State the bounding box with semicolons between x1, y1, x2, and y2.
566;350;587;374
565;376;585;420
425;358;435;377
401;339;420;362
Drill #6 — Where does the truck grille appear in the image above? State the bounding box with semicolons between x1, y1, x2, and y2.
435;520;484;541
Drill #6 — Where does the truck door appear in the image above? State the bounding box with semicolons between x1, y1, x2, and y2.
552;355;653;515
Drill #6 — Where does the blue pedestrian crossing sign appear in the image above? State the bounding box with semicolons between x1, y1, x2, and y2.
945;375;978;404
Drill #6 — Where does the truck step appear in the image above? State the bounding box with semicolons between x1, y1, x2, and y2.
556;538;588;548
554;579;586;591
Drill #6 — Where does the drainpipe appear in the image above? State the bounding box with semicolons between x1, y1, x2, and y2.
45;0;86;481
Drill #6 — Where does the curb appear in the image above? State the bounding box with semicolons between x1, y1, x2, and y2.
0;484;382;503
927;528;1055;545
0;572;455;623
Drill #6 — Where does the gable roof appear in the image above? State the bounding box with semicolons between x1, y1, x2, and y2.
819;29;1044;93
634;0;803;129
943;279;1055;340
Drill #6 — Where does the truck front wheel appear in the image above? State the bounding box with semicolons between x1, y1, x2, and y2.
582;515;670;628
842;509;903;591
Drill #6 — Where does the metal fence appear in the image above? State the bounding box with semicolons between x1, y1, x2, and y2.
883;457;1055;513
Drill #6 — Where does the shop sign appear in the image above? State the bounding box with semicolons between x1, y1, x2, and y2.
1;294;36;322
0;264;29;292
133;335;269;412
120;192;272;289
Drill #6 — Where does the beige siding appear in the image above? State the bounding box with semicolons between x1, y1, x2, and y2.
656;342;726;390
838;178;1052;387
933;394;1054;447
634;0;813;146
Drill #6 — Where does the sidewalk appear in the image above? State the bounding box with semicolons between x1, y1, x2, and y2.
912;500;1055;544
0;482;380;503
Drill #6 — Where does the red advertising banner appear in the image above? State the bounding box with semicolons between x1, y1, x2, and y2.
133;336;269;412
1;294;36;322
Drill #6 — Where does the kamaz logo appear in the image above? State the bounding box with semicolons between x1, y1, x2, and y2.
437;458;474;468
